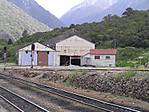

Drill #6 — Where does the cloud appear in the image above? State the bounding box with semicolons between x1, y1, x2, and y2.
35;0;84;18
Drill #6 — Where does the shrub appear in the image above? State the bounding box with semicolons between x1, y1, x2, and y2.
115;71;136;80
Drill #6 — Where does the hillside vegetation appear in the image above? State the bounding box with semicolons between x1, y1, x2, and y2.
0;0;50;40
1;8;149;67
18;8;149;48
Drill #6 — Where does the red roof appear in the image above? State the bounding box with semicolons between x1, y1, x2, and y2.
89;49;117;55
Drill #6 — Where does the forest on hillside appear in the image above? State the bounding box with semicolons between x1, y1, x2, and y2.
1;8;149;67
17;8;149;49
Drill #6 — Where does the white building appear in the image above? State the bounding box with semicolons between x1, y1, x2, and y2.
81;49;117;67
18;42;58;66
55;35;95;66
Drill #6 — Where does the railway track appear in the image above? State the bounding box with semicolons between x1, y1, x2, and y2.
0;86;49;112
0;73;141;112
2;66;149;72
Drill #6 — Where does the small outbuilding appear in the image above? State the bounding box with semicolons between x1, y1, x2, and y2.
81;49;117;67
18;42;58;66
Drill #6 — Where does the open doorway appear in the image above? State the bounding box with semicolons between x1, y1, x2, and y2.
60;55;70;66
71;56;81;66
60;56;81;66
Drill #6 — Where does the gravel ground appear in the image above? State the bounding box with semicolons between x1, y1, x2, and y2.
1;69;149;111
0;97;20;112
0;78;102;112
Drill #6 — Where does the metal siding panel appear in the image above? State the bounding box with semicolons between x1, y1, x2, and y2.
38;51;48;66
18;51;22;65
48;52;54;66
19;51;37;66
22;51;31;65
34;51;37;65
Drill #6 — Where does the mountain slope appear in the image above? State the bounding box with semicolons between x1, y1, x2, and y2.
0;0;50;41
61;0;118;25
60;0;149;25
97;0;149;18
8;0;64;28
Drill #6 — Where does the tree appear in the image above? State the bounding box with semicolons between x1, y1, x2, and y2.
70;24;75;28
22;30;29;37
122;7;133;16
8;39;13;45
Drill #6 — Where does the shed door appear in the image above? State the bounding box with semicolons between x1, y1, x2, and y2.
38;51;48;66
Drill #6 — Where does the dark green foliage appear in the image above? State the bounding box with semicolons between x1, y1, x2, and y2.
114;71;136;80
0;39;16;63
116;47;144;67
17;9;149;49
117;47;143;61
8;39;13;45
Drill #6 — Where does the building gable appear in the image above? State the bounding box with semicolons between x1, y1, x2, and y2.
19;42;54;51
56;35;95;46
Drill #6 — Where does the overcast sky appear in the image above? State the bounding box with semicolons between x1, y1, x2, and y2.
35;0;84;18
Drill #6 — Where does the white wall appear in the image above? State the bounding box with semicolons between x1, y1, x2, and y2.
56;35;95;56
81;54;116;67
18;42;58;66
48;52;54;66
19;51;58;66
48;52;59;66
18;51;37;66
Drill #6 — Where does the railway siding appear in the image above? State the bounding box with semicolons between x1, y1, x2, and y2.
0;73;141;112
0;86;49;112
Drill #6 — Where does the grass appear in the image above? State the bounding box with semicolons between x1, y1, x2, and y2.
114;71;136;80
64;70;87;86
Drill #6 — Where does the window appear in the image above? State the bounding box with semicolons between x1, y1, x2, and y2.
25;51;28;54
95;56;100;59
106;56;110;59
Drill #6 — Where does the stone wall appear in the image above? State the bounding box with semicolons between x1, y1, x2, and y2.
72;73;149;102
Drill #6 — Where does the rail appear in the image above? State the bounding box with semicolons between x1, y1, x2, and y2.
0;86;49;112
0;73;141;112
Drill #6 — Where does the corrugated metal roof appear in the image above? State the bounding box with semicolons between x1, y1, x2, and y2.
19;42;55;51
89;49;117;55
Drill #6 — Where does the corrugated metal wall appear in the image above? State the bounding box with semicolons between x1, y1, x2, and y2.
38;51;48;66
48;52;54;66
18;51;57;66
18;51;37;66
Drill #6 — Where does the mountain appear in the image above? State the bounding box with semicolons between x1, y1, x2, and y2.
97;0;149;18
0;0;50;41
60;0;149;25
8;0;64;28
0;31;15;42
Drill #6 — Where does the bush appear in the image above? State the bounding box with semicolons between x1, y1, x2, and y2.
115;71;136;80
64;70;87;86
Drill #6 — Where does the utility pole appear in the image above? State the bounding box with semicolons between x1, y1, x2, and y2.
3;47;7;70
31;44;35;68
113;39;117;48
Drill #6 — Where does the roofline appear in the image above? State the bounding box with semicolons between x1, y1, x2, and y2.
19;42;54;51
82;49;117;57
56;35;95;45
82;53;116;57
90;48;117;51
